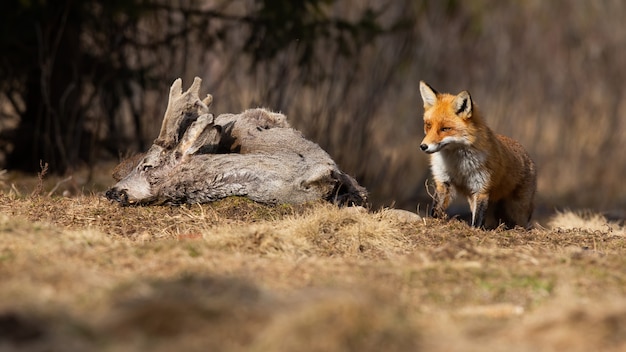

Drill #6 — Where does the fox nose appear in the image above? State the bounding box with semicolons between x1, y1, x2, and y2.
420;144;428;151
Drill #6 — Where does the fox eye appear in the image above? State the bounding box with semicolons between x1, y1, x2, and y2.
440;127;451;132
424;123;432;130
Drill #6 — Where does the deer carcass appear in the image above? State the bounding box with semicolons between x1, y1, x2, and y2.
105;77;367;207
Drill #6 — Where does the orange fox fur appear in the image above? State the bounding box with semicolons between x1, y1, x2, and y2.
419;81;536;229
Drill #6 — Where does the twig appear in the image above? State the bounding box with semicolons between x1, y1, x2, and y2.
424;179;436;200
31;160;49;197
11;183;21;197
47;176;73;197
0;169;7;188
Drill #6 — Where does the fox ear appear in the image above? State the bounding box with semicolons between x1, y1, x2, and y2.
419;81;438;109
454;91;472;119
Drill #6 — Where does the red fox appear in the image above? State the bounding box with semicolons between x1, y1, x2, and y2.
418;81;536;229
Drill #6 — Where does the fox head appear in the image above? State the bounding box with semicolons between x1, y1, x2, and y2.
419;81;477;154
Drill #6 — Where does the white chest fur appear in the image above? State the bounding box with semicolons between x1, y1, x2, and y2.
430;146;490;195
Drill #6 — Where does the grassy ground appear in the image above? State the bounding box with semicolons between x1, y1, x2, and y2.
0;184;625;351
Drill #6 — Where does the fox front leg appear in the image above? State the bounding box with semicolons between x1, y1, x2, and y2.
468;192;489;228
431;181;451;219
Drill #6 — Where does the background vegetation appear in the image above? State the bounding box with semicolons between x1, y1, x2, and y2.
1;0;625;214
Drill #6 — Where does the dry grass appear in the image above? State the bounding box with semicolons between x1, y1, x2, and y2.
0;189;625;351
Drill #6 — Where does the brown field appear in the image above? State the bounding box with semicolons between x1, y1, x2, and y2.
0;170;625;351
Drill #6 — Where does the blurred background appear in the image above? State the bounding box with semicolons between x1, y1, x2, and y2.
0;0;624;218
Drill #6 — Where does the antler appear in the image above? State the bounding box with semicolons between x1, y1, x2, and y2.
177;114;222;159
154;77;214;149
